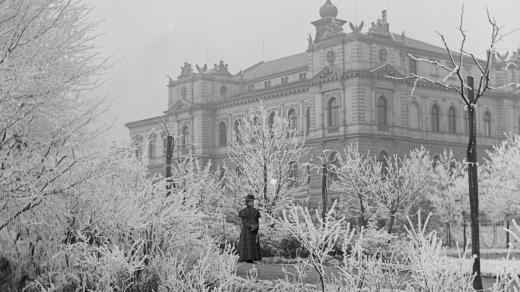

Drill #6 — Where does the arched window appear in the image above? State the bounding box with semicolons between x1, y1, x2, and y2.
377;96;387;127
181;126;189;148
328;97;339;129
148;134;156;159
408;102;419;129
377;151;389;175
288;109;297;131
448;106;456;134
218;122;227;146
234;119;242;143
484;111;491;136
305;107;311;135
431;104;440;132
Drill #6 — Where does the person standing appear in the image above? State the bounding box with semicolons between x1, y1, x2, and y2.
238;194;261;263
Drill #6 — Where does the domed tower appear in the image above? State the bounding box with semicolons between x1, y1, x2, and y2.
311;0;346;43
319;0;338;18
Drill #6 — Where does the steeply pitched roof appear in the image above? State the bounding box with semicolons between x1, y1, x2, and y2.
241;52;308;81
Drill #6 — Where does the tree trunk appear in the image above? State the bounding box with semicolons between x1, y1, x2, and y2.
446;222;451;248
263;163;268;202
494;222;497;246
506;219;510;248
466;76;482;291
358;194;366;228
463;211;467;250
387;213;395;234
321;163;328;222
165;135;174;196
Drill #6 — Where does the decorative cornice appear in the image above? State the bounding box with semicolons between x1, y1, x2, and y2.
217;83;309;109
169;73;241;87
125;116;165;129
244;66;309;83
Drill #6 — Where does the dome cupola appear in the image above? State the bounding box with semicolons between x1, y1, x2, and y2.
319;0;338;18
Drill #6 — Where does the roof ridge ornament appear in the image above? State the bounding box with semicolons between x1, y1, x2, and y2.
319;0;338;18
211;60;231;75
196;64;208;73
180;62;193;76
349;21;364;33
368;10;390;35
311;0;346;43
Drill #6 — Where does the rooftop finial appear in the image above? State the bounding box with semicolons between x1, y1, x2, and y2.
319;0;338;18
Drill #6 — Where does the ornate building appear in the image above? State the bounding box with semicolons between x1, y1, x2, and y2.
126;0;520;200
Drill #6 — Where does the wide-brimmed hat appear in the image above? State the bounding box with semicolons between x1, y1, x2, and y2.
244;194;255;201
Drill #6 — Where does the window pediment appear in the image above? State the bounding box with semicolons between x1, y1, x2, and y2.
309;65;343;85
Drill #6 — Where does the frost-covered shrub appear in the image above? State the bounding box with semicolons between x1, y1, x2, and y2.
273;201;351;292
0;142;241;291
403;213;475;292
156;242;238;292
489;220;520;292
354;220;397;257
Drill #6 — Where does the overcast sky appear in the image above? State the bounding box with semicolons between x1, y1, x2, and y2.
86;0;520;143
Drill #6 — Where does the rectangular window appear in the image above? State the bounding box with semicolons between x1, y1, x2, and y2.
248;84;254;92
264;80;271;88
299;72;307;80
281;76;288;85
409;57;417;75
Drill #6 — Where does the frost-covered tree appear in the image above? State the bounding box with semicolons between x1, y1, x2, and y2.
225;105;309;217
389;5;519;288
274;201;352;292
0;0;107;232
329;146;382;228
482;134;520;247
429;151;467;247
374;148;432;234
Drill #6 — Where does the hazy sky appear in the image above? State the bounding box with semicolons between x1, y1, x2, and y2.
86;0;520;143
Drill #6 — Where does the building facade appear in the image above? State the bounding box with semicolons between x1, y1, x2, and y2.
126;0;520;200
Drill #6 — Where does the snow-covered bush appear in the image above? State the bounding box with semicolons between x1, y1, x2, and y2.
0;142;240;291
274;200;351;292
354;220;399;260
403;212;475;292
489;220;520;291
156;241;238;292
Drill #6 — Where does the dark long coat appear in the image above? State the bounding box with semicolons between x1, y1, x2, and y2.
238;207;261;262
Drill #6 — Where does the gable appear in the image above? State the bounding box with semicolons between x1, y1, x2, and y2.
171;99;191;113
309;65;343;85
